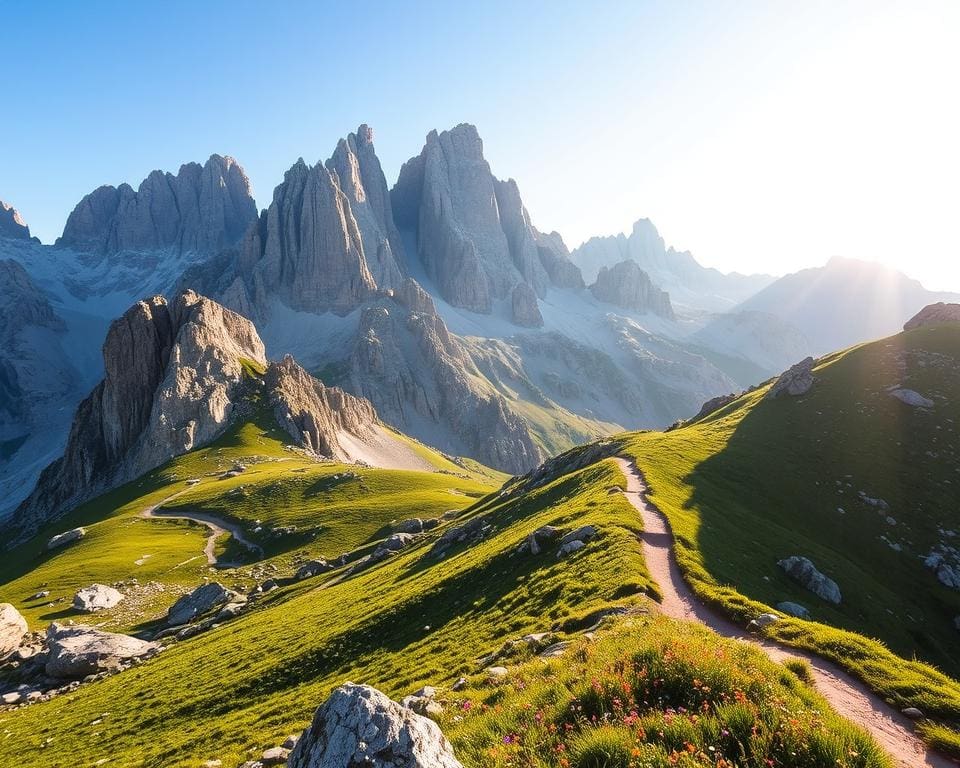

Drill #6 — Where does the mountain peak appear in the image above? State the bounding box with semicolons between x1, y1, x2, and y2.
0;200;33;241
57;155;257;256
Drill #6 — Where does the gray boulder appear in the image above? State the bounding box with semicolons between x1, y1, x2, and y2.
903;302;960;331
776;601;811;620
296;559;333;580
559;525;597;546
73;584;124;613
47;527;86;551
287;683;463;768
167;582;243;626
45;623;158;678
747;613;780;631
777;556;841;604
889;388;934;408
394;518;425;534
767;357;816;398
526;525;560;555
0;603;28;656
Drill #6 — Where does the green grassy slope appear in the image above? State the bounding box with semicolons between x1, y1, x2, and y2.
0;407;495;633
0;456;658;767
618;322;960;743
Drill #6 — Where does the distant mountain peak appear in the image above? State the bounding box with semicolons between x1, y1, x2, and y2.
57;155;257;256
0;200;33;241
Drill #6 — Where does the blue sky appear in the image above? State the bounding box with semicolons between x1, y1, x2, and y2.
3;1;959;290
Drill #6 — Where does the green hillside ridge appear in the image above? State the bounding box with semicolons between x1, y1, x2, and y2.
0;400;497;633
618;321;960;750
0;448;661;767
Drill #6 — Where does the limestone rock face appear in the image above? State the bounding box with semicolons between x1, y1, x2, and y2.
392;124;581;312
777;556;842;604
904;302;960;331
534;229;585;290
266;354;379;459
0;201;32;240
8;291;266;544
325;124;406;290
511;282;543;328
767;357;816;398
58;155;256;255
45;623;159;678
349;281;543;473
0;604;28;656
287;683;463;768
193;127;408;320
590;260;674;318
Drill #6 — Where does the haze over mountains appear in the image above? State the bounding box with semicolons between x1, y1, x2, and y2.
1;121;953;523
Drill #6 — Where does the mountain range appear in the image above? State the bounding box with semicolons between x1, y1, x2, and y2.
1;122;955;526
2;121;960;768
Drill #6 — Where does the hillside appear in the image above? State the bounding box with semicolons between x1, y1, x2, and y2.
737;256;960;355
0;416;900;768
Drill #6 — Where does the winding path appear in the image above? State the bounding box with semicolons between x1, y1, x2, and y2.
140;493;264;567
614;456;953;768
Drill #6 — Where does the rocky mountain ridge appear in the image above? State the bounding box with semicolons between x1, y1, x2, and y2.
0;201;34;241
57;155;257;256
6;290;420;545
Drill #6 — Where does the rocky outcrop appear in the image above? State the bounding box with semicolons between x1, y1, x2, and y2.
266;355;379;459
0;201;33;240
58;155;256;255
45;623;158;679
287;683;463;768
904;303;960;331
7;291;266;545
392;124;579;312
572;218;772;310
511;282;543;327
889;388;934;408
47;527;86;550
167;582;244;627
534;229;585;290
690;393;738;422
73;584;124;613
777;556;841;604
0;604;28;656
590;260;674;318
766;357;816;398
349;280;543;473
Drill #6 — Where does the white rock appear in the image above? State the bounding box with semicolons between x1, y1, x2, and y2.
0;603;28;656
73;584;124;613
287;682;463;768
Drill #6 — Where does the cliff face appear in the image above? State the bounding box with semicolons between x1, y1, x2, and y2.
349;278;543;474
590;260;674;318
8;291;266;543
0;201;33;241
391;124;582;315
187;126;406;320
58;155;257;256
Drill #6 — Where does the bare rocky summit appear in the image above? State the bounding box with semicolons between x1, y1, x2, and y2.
0;201;33;240
58;155;257;255
904;302;960;331
589;259;674;318
391;123;581;316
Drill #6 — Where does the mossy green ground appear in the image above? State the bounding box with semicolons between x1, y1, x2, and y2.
619;322;960;748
